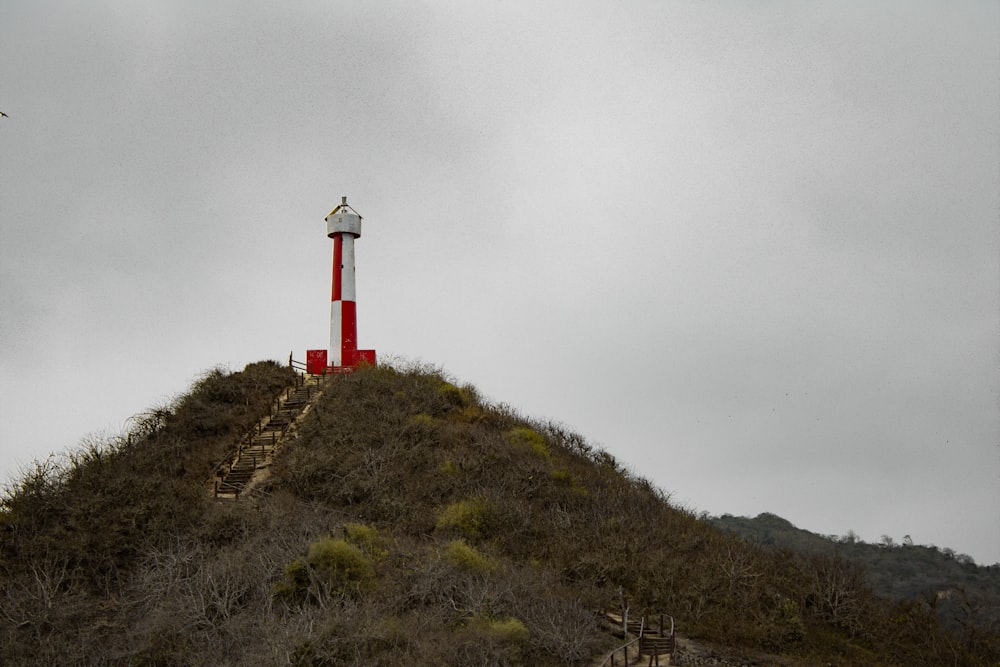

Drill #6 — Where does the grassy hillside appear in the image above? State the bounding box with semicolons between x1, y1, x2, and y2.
712;513;1000;650
2;361;997;665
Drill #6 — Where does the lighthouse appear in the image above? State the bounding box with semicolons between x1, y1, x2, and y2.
308;196;376;373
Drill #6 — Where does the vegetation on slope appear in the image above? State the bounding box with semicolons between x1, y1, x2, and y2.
712;512;1000;656
1;361;996;665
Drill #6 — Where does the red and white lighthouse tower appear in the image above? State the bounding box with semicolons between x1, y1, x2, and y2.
308;196;376;373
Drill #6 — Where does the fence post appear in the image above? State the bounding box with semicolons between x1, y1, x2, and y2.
621;593;629;640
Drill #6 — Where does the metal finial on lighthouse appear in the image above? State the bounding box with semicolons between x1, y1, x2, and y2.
319;195;376;372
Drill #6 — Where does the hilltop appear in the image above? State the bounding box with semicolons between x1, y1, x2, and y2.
2;361;997;665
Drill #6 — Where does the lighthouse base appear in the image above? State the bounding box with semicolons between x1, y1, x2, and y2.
354;349;377;367
305;349;377;375
306;349;328;375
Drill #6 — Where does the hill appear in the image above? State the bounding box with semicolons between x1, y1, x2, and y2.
712;513;1000;644
2;361;997;665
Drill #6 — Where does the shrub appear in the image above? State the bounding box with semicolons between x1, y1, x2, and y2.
307;536;375;588
450;404;486;424
551;468;588;496
276;535;376;603
438;382;469;407
436;497;496;540
470;616;529;644
445;539;496;573
449;615;530;666
506;427;550;460
344;522;389;562
409;413;437;428
273;557;311;602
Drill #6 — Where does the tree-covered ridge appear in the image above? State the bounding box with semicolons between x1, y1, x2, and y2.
1;361;997;665
712;512;1000;654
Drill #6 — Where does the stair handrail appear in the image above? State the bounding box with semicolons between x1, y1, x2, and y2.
597;613;674;667
208;371;326;489
203;381;296;485
288;353;309;374
596;637;640;667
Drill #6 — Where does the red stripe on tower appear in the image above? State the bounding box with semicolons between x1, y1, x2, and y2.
331;235;343;302
340;300;357;365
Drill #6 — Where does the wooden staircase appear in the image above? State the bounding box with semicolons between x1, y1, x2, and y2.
211;373;326;499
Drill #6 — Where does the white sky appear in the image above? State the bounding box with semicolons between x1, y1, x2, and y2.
1;1;998;564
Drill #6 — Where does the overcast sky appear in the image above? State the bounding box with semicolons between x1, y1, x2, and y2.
1;1;997;564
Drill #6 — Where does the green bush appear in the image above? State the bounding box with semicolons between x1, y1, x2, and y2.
274;557;311;601
468;616;529;644
437;382;469;407
409;413;437;428
506;427;550;460
436;497;495;539
450;404;486;424
450;615;530;665
344;522;389;562
551;468;588;496
434;380;484;420
445;539;496;572
307;536;375;588
276;535;377;603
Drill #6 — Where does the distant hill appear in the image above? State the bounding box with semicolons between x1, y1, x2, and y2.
712;512;1000;644
2;361;997;665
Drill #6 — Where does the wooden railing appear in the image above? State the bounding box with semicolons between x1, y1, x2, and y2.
206;369;324;490
638;634;675;666
597;637;640;667
288;353;308;374
597;612;675;667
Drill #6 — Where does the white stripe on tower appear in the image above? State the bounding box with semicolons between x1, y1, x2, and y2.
340;235;356;301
